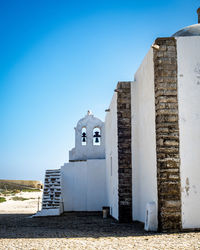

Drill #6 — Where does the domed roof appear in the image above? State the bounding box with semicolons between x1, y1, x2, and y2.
172;8;200;37
172;24;200;37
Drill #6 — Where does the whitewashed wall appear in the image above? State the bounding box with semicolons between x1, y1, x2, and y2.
105;93;119;220
69;113;105;161
131;48;158;223
177;36;200;229
61;159;107;211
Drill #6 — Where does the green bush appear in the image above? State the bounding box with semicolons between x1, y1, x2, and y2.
0;182;41;193
0;197;6;203
0;189;20;196
21;188;41;192
12;196;29;201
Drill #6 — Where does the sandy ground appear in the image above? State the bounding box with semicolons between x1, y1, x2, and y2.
0;192;200;249
0;191;42;214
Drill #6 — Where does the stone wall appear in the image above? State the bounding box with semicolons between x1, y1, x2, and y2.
153;37;181;231
117;81;132;222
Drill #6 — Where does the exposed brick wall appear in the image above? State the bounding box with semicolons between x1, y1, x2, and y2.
153;38;181;231
117;81;132;222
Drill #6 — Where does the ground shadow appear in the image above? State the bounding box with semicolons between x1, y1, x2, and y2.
0;212;194;239
0;212;148;239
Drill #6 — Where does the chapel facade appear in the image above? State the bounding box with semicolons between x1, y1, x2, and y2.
36;8;200;232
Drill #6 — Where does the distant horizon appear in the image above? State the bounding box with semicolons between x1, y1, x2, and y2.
1;0;199;181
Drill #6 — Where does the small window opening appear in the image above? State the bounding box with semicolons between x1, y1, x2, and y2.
110;156;112;176
81;127;87;146
93;127;101;146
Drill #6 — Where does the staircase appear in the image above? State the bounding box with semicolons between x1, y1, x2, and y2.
34;169;63;217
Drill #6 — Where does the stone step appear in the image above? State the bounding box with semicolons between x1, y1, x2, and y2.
41;168;62;211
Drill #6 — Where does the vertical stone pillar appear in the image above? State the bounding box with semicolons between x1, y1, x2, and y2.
153;37;181;231
117;81;132;222
197;7;200;24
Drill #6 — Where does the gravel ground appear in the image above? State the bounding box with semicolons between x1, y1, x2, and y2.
0;212;200;249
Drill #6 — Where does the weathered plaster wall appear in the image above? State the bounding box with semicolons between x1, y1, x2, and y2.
105;93;119;220
131;48;158;224
61;159;106;211
69;113;105;161
177;36;200;229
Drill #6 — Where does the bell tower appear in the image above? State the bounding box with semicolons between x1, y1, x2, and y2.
69;111;105;161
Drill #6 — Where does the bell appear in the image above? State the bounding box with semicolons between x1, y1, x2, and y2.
82;132;86;143
94;131;99;137
95;137;99;143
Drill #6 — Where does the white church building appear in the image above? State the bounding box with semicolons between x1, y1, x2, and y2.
36;9;200;232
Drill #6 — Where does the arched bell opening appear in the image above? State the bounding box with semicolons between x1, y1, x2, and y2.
93;127;101;146
81;127;87;146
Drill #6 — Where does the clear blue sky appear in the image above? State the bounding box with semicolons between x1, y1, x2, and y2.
0;0;199;181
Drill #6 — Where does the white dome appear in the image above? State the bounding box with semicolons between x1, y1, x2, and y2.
172;24;200;37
